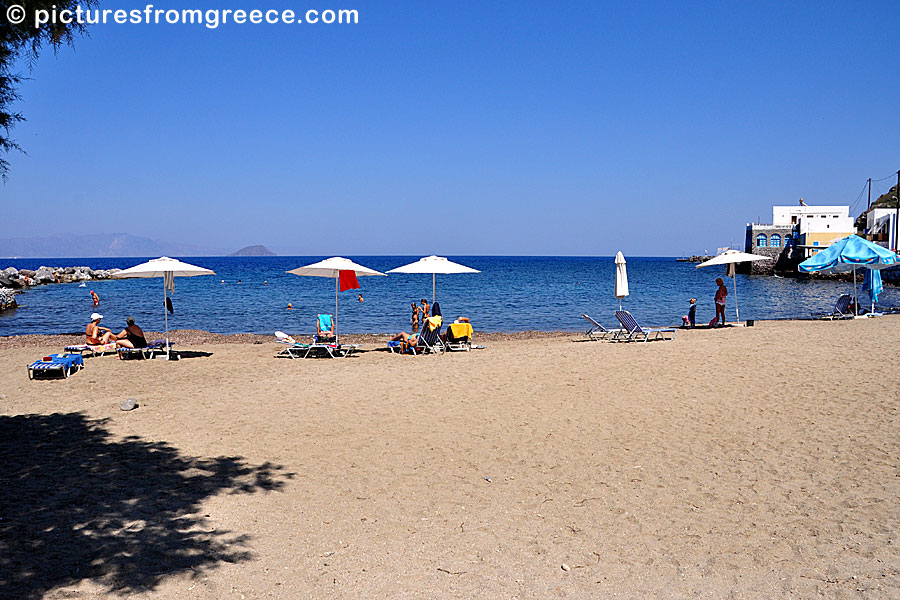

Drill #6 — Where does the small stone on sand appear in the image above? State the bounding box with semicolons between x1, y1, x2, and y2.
120;398;138;411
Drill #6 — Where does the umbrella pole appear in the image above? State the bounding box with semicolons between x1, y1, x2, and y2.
732;273;740;324
853;265;858;317
335;276;339;342
163;277;170;360
432;273;436;306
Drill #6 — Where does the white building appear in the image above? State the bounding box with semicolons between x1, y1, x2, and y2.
865;208;897;251
772;205;855;256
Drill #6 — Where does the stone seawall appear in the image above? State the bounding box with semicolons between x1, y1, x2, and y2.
0;289;16;311
0;265;121;312
0;266;120;289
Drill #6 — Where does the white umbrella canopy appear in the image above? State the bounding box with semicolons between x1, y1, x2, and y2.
114;256;216;278
614;251;629;311
286;257;386;339
696;250;771;323
387;255;480;304
113;257;216;358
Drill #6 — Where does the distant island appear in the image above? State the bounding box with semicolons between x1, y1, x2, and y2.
229;245;276;257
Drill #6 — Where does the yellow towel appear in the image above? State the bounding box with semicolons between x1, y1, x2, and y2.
448;322;473;338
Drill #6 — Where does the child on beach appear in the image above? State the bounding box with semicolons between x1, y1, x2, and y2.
411;302;420;332
682;298;697;328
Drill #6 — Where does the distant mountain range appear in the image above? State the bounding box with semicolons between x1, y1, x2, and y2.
0;233;226;258
229;245;276;256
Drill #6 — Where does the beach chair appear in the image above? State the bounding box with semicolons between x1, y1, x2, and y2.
275;331;358;359
64;342;118;357
813;294;854;320
444;321;475;351
581;313;624;341
117;340;173;360
28;353;84;379
614;311;676;342
388;317;444;355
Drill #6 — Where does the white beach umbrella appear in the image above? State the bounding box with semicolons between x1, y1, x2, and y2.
695;250;771;323
113;257;215;359
386;255;480;304
286;257;386;339
614;251;629;311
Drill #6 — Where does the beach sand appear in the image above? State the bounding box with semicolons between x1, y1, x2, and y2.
1;318;898;598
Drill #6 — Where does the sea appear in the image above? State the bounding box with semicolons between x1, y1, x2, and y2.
1;256;895;336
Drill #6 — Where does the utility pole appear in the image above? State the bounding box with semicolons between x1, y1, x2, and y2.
895;170;900;252
867;177;872;210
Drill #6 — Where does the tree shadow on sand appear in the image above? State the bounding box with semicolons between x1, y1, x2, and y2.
0;413;294;599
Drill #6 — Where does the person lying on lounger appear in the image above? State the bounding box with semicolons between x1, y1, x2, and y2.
391;302;443;345
86;313;116;345
115;317;148;349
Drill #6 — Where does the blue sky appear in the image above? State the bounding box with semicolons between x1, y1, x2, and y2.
2;0;899;256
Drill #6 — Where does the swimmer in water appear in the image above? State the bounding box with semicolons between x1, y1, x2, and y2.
90;290;100;306
358;293;364;302
287;303;293;310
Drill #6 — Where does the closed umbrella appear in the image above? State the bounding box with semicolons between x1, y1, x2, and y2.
614;251;628;311
799;235;899;316
696;250;771;323
863;269;883;313
113;257;215;359
286;257;386;339
386;255;480;305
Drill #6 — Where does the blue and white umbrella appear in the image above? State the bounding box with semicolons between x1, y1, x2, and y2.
799;235;899;316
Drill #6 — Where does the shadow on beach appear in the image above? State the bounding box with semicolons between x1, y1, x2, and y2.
0;412;293;599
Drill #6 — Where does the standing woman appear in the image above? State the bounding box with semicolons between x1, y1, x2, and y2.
714;277;728;327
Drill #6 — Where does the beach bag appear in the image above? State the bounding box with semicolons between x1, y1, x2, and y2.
709;316;718;327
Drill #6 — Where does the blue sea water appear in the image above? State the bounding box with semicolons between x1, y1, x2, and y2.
1;256;896;336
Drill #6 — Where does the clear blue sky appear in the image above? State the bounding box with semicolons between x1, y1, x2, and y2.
2;0;899;255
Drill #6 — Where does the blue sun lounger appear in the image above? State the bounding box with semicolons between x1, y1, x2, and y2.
614;311;676;342
28;353;84;379
581;313;624;341
813;294;854;320
388;317;444;355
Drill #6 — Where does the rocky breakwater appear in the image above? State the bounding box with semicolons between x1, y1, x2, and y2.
0;265;121;311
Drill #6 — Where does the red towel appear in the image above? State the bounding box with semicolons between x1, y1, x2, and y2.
339;270;360;291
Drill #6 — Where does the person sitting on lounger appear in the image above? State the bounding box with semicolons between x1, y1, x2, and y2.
316;314;336;342
115;317;147;349
441;316;470;342
86;313;116;345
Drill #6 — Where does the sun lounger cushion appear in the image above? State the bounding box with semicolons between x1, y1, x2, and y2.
64;342;118;355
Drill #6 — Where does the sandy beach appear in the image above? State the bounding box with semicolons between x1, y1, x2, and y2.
1;318;898;599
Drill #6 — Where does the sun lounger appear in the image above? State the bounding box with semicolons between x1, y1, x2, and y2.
813;294;854;320
28;353;84;379
445;321;475;351
274;331;358;359
581;313;624;341
117;340;174;360
614;310;676;342
64;342;118;357
388;317;444;355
